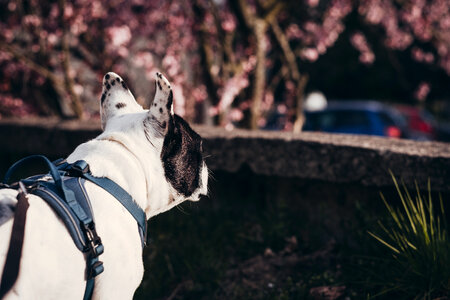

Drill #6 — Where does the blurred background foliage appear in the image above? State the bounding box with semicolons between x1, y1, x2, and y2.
1;0;450;130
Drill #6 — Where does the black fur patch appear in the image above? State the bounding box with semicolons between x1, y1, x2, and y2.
161;115;202;197
105;74;110;80
167;90;173;110
116;102;126;109
101;93;106;104
111;80;115;86
122;81;128;89
157;81;162;90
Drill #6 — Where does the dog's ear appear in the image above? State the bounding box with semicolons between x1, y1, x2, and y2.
146;72;204;197
100;72;141;130
161;115;203;197
147;72;173;136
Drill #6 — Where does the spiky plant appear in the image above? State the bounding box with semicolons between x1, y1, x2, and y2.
368;175;449;299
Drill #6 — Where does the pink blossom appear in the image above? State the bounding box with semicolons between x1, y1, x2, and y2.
300;48;319;62
70;16;88;35
47;33;58;46
218;73;249;112
221;15;236;32
8;2;16;11
74;84;84;95
209;106;219;117
192;86;208;102
162;54;181;77
23;15;41;27
257;117;267;128
134;52;154;68
3;29;14;42
277;104;287;114
0;95;34;118
91;1;106;19
0;51;12;62
307;0;319;8
414;82;431;101
412;47;435;64
286;24;303;40
107;25;132;48
225;123;234;131
260;91;274;112
117;47;129;57
229;108;244;121
64;4;74;18
350;32;375;64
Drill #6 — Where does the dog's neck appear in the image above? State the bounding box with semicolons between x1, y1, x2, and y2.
66;133;171;218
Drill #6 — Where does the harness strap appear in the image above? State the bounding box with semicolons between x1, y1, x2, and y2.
83;174;147;243
68;160;147;246
0;156;147;300
83;257;103;300
0;183;29;298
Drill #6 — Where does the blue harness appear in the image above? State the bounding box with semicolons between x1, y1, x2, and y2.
2;155;147;300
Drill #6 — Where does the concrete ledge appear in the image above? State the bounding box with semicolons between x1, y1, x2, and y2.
0;118;449;191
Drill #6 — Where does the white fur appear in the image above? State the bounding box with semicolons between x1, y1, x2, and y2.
0;72;208;299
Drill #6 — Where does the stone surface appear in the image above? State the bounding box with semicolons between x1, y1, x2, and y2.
0;118;449;191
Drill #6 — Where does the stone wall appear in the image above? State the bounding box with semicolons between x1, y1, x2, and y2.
0;117;449;191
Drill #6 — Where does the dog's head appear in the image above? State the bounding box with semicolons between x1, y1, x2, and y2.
98;72;207;215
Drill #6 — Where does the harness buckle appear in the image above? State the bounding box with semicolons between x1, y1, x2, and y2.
70;160;90;176
83;222;104;257
88;260;104;279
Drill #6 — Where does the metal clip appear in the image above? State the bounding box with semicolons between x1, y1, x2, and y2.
84;222;104;257
18;181;28;195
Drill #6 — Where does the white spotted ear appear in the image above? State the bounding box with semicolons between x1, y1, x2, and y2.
100;72;142;130
147;72;173;134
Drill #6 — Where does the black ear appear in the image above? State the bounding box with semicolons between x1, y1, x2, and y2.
161;115;203;197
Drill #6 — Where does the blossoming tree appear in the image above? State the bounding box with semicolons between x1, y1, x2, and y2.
1;0;449;130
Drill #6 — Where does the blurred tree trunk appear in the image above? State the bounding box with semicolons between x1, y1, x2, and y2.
192;0;220;125
250;19;267;130
230;0;267;129
230;0;285;130
58;0;84;119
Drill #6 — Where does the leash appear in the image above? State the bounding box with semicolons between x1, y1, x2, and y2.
0;182;29;299
0;155;147;299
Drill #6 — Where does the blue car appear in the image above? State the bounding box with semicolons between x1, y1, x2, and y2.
303;101;408;138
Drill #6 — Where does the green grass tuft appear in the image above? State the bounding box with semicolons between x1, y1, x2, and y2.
368;173;450;299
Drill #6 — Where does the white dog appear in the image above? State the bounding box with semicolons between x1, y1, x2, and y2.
0;72;208;299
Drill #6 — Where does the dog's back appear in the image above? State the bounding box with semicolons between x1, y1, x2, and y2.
0;72;208;299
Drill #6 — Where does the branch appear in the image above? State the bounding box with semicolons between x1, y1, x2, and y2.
269;19;301;81
269;19;309;132
192;0;220;106
228;0;253;34
208;0;236;74
58;0;84;119
0;42;62;86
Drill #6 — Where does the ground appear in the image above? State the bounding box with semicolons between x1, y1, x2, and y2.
133;169;447;300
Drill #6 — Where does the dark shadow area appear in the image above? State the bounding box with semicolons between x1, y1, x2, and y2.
134;167;448;299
